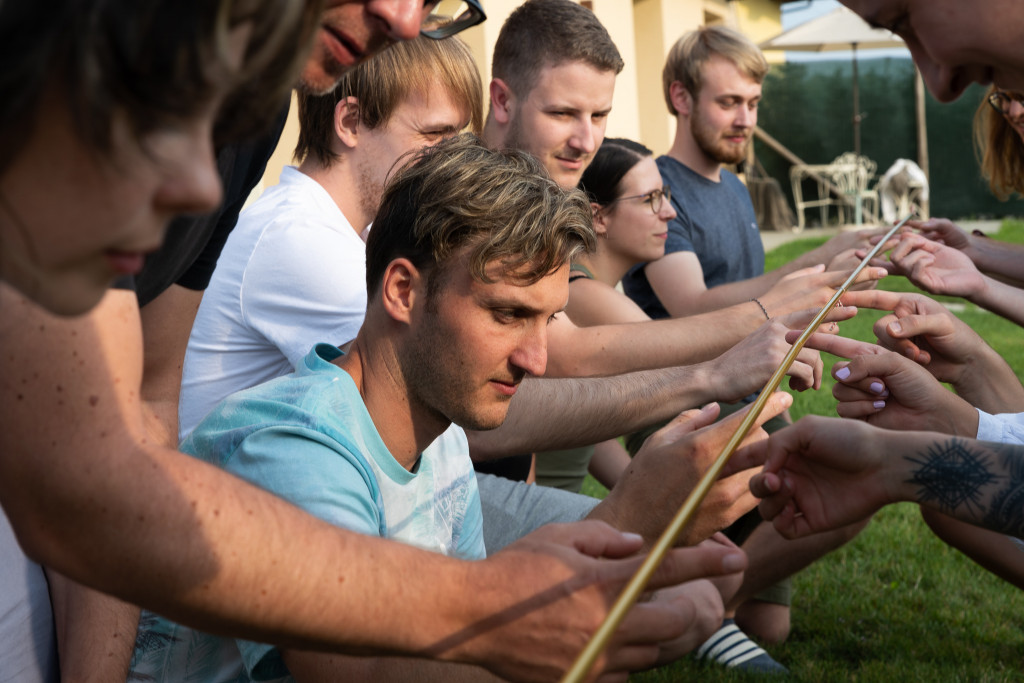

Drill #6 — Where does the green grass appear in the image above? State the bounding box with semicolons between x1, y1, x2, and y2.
586;219;1024;681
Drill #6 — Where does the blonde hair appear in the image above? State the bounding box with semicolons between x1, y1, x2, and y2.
974;87;1024;199
366;133;595;297
296;34;483;166
662;25;768;115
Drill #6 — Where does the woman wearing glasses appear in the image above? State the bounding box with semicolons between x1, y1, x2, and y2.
535;138;676;492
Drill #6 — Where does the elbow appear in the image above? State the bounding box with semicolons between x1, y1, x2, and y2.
4;501;69;571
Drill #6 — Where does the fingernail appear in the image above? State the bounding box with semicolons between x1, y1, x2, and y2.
890;322;902;334
621;532;643;543
836;367;851;380
722;553;745;573
873;400;886;409
870;381;885;394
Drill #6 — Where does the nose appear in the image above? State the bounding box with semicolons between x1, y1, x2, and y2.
368;0;424;42
908;44;968;103
734;104;754;129
154;127;223;216
511;326;548;378
659;199;677;222
569;117;599;155
1007;98;1024;120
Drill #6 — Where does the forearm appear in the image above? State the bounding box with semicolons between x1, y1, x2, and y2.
966;236;1024;283
545;304;764;377
967;275;1024;328
468;364;718;458
662;273;781;318
588;439;632;490
950;344;1024;414
284;649;504;682
3;430;482;657
48;571;138;683
890;434;1024;538
138;284;205;446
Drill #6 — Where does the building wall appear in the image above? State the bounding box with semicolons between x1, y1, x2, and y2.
254;0;781;197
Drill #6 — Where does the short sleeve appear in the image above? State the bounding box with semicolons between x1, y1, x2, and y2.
240;222;367;369
223;426;385;679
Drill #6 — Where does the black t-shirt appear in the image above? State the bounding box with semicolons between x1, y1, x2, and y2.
114;104;290;306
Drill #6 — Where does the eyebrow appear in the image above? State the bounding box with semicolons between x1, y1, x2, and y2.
483;295;546;315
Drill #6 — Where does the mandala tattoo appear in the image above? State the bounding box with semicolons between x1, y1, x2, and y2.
906;440;1024;538
905;439;999;516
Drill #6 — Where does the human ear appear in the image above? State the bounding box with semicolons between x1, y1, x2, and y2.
591;202;610;237
489;78;516;125
669;81;692;117
334;96;361;149
379;258;422;324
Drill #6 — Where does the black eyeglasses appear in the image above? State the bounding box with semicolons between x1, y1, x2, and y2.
606;187;672;215
421;0;486;39
987;90;1024;115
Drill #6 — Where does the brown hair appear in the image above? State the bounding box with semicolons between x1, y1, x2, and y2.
974;87;1024;199
365;133;595;298
0;0;321;170
662;25;768;115
296;34;482;167
491;0;623;99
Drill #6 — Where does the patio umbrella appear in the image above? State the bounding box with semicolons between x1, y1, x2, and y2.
759;6;906;156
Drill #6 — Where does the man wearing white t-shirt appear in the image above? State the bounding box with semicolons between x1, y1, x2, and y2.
180;36;482;438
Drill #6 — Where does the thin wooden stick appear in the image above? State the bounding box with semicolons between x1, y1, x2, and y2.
561;215;913;683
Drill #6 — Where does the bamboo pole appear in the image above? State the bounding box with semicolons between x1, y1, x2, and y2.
561;215;913;683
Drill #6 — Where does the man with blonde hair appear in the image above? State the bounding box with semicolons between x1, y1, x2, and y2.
623;25;875;319
133;134;749;682
617;25;883;673
179;34;483;439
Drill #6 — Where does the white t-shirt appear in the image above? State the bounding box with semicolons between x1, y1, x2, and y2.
179;166;368;440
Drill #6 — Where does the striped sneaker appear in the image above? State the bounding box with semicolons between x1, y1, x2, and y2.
695;618;789;674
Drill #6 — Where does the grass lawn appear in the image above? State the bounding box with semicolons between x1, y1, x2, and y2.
585;219;1024;681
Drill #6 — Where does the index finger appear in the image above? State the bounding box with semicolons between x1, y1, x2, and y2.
839;288;904;312
823;266;888;289
784;330;882;360
719;391;793;437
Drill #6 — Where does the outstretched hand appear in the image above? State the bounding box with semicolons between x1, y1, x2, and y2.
479;519;748;682
790;329;978;436
882;233;986;298
908;217;974;252
711;302;857;398
599;392;793;548
758;263;887;319
746;416;898;540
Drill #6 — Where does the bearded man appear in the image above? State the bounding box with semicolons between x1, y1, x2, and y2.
622;26;867;320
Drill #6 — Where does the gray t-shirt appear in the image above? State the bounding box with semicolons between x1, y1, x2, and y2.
623;155;763;319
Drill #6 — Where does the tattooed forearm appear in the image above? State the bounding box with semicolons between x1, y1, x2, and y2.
905;439;999;514
904;439;1024;538
981;446;1024;538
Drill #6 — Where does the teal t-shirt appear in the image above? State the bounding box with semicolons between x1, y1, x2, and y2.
130;343;484;682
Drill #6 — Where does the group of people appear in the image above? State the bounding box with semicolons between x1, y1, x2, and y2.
2;0;1024;681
